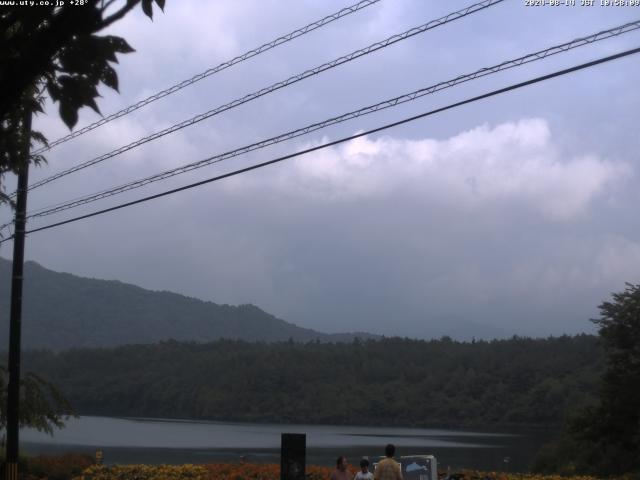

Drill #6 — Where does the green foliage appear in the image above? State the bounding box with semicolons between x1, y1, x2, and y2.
0;0;165;204
18;335;603;429
0;90;47;208
0;366;73;437
533;284;640;476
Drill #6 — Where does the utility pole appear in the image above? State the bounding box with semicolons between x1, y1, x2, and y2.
5;108;32;480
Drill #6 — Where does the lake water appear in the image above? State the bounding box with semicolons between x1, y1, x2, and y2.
20;416;552;472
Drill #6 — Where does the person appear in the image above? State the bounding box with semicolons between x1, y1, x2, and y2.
373;444;402;480
331;456;351;480
354;458;373;480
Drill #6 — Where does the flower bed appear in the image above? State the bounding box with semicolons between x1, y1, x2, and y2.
446;471;598;480
73;464;208;480
22;453;95;480
71;463;605;480
203;463;338;480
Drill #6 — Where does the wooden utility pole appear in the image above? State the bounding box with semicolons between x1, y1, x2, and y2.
5;108;32;480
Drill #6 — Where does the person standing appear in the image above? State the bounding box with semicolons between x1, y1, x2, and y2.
331;456;351;480
373;444;402;480
354;458;373;480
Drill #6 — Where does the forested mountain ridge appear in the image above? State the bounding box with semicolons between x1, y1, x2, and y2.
0;258;376;350
20;335;603;428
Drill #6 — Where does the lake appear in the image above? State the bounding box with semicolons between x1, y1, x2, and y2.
20;416;552;472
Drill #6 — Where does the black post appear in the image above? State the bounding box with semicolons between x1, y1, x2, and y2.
280;433;306;480
5;110;31;480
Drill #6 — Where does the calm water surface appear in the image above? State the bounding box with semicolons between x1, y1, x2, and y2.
21;416;552;472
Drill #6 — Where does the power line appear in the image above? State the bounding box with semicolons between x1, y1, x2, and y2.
16;19;640;224
4;45;637;243
31;0;383;155
19;0;504;195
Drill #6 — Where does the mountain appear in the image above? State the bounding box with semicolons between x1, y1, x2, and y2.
0;257;377;350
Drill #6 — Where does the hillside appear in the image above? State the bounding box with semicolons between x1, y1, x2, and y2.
0;258;376;350
21;335;603;428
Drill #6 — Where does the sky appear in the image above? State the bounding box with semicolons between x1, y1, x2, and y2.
2;0;640;339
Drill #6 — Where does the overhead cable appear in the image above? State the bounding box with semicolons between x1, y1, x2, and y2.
32;0;383;155
17;19;640;224
20;0;504;195
3;45;637;243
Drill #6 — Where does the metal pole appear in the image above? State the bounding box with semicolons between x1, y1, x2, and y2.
5;109;31;480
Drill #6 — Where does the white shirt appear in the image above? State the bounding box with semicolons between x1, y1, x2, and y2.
355;472;374;480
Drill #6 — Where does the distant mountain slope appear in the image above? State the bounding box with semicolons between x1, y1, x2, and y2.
0;258;376;350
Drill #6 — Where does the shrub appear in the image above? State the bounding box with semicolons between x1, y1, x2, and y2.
18;453;94;480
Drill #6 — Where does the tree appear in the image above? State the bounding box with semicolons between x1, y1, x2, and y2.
0;366;72;440
0;0;166;205
0;0;166;445
577;283;640;474
533;283;640;476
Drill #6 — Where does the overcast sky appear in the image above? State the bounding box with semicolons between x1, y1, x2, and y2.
2;0;640;339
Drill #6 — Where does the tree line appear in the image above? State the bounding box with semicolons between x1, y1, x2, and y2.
16;334;602;429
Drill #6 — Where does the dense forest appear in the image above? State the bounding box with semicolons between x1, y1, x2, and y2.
18;335;602;428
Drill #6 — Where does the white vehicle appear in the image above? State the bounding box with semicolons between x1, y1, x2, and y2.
372;455;438;480
400;455;438;480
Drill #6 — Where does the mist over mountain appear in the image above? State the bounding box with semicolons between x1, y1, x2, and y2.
0;258;377;350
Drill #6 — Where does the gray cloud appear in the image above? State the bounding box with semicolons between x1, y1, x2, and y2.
3;0;640;339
